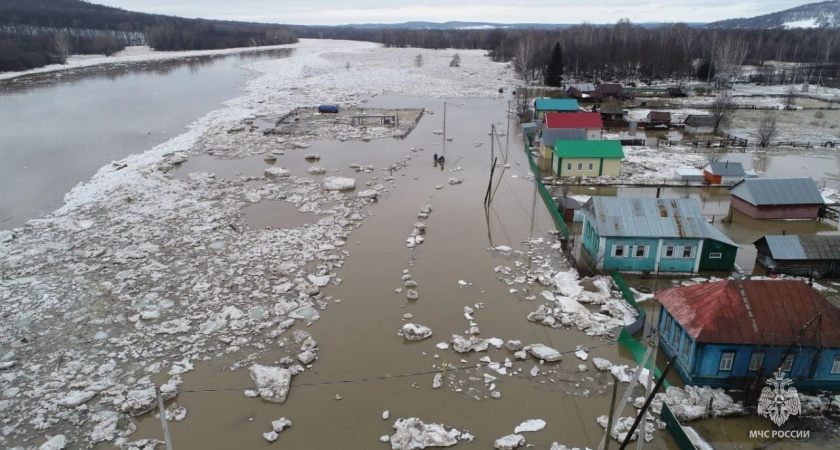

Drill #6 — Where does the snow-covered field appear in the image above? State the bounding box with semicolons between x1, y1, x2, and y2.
0;39;518;448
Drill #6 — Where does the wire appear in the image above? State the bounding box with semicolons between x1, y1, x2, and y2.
176;340;621;394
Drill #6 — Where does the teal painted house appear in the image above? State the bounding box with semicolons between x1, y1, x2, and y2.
534;98;579;118
581;197;738;273
657;279;840;391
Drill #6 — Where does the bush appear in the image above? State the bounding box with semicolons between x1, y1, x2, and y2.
815;111;825;119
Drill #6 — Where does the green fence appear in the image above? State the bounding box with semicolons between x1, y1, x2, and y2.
610;271;646;321
523;143;571;239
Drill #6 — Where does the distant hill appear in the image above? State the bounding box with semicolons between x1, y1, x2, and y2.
338;21;706;30
708;1;840;29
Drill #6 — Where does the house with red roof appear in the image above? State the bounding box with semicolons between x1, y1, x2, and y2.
657;279;840;390
542;112;603;140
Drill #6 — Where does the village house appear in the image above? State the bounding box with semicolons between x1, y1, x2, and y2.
702;161;747;185
646;111;671;127
594;83;623;99
729;177;825;220
598;102;625;123
533;98;579;119
564;83;596;100
754;235;840;277
551;141;624;178
538;128;586;171
581;197;738;272
657;279;840;391
543;112;604;140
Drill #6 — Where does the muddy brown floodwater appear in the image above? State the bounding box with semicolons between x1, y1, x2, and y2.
124;96;681;449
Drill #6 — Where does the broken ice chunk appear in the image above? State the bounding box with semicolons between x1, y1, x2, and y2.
401;323;433;341
249;365;292;403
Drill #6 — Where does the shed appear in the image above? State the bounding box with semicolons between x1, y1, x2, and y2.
580;197;738;272
646;111;672;125
599;102;625;122
521;122;538;145
555;195;586;223
657;279;840;390
552;141;624;178
684;115;715;130
673;168;704;182
595;83;623;98
729;177;824;220
702;161;746;185
754;235;840;277
317;104;339;113
534;98;579;118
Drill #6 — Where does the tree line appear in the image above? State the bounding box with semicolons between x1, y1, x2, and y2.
0;0;297;72
292;23;840;86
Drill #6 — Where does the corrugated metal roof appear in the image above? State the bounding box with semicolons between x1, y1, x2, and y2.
658;280;840;347
705;223;739;247
760;235;840;260
534;98;579;112
674;168;704;176
540;128;586;146
647;111;671;121
553;141;625;159
599;103;624;115
762;235;807;259
596;83;623;94
544;112;603;129
565;83;596;92
582;197;710;238
704;161;745;176
684;115;715;127
730;178;825;206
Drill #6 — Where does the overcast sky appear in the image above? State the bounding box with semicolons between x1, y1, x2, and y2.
93;1;816;25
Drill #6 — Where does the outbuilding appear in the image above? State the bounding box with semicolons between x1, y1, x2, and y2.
657;279;840;390
729;177;824;220
754;235;840;277
702;161;746;185
673;168;705;183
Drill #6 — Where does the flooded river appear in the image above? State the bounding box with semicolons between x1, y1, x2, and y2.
0;48;292;230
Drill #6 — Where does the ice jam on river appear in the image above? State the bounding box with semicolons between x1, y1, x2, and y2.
0;39;644;448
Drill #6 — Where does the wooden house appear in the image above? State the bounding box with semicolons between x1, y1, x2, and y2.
729;178;824;220
657;279;840;391
581;197;738;272
646;111;671;127
702;161;746;185
565;83;596;100
533;98;579;119
594;83;623;99
538;128;586;170
551;141;624;178
754;235;840;277
599;102;625;122
543;112;603;140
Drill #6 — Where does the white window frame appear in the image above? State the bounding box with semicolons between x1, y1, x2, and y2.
709;252;723;259
577;162;583;171
634;245;648;258
588;163;594;171
832;355;840;375
780;354;795;372
682;245;695;259
663;245;674;258
719;352;735;371
749;351;765;371
612;244;627;258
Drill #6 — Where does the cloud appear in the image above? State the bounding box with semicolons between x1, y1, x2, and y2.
92;0;815;25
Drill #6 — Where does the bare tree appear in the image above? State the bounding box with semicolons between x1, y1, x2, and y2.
345;61;351;70
784;85;797;109
513;33;541;83
756;114;778;147
514;87;532;122
710;94;735;131
414;54;423;67
54;31;72;58
449;53;461;67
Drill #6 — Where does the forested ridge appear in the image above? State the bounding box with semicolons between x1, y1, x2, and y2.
0;0;297;72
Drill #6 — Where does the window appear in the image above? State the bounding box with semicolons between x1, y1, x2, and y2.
577;163;583;170
683;339;691;359
780;354;795;372
832;355;840;375
664;314;672;336
567;163;572;171
634;245;647;258
663;245;674;258
719;352;735;371
749;352;765;371
709;252;722;259
588;163;594;171
682;246;694;258
612;245;626;257
672;326;681;346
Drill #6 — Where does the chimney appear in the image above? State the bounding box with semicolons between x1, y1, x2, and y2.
725;161;729;168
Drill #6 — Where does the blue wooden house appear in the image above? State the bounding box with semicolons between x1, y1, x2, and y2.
534;98;579;119
580;197;738;273
657;279;840;391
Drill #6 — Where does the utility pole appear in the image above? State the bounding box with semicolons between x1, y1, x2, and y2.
443;101;447;141
490;124;495;165
156;387;174;450
506;99;511;153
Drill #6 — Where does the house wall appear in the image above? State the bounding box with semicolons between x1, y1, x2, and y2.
703;171;721;185
658;307;697;384
582;218;601;266
730;195;821;220
602;237;659;271
585;129;602;140
558;157;621;178
656;238;701;272
699;240;738;271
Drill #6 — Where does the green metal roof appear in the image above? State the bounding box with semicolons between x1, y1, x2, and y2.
534;98;579;112
553;140;625;158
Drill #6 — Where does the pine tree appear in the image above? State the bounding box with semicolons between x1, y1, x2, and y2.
544;42;564;87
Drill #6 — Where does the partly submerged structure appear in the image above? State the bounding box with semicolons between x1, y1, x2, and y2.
657;279;840;390
581;197;738;272
551;141;624;178
729;177;824;220
754;235;840;277
533;98;579;118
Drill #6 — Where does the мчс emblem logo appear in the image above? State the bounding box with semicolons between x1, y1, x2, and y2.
758;370;802;426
